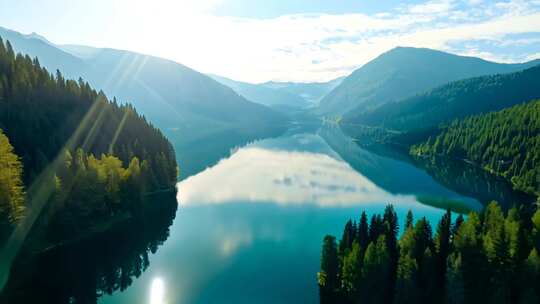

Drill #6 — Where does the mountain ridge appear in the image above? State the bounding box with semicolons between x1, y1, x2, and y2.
318;46;540;116
208;74;310;110
0;26;287;146
343;63;540;134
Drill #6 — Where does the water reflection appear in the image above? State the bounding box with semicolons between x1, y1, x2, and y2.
0;193;177;304
178;132;480;212
318;125;532;209
100;126;516;304
411;155;536;209
4;125;531;304
150;277;166;304
170;126;286;180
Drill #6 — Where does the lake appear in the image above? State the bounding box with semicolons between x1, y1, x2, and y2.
3;124;532;303
102;124;484;304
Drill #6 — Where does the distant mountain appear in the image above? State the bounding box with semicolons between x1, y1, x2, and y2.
0;26;287;145
209;74;309;110
344;64;540;133
318;47;540;116
262;77;344;105
0;26;86;79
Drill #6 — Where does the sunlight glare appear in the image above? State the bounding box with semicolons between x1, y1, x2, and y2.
150;277;166;304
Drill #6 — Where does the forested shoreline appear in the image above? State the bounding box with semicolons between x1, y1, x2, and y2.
411;99;540;197
318;203;540;304
0;36;178;243
1;191;178;304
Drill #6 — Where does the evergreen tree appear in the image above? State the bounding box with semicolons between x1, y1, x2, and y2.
0;37;178;240
405;210;413;230
0;129;24;223
434;209;451;301
362;235;390;304
319;202;540;304
357;211;369;250
339;220;355;256
341;241;362;294
412;99;540;195
318;235;339;304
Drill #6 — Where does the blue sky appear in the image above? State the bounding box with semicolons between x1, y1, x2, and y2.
0;0;539;82
211;0;423;17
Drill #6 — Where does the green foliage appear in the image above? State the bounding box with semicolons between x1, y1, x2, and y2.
341;242;362;293
318;235;339;304
0;129;24;223
319;202;540;303
321;46;538;116
412;99;540;195
346;64;540;133
0;37;178;238
0;37;177;188
47;149;159;238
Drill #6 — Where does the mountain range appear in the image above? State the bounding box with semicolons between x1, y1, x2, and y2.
208;74;310;111
209;74;344;113
261;77;344;105
317;47;540;116
2;26;539;145
345;64;540;133
0;26;287;146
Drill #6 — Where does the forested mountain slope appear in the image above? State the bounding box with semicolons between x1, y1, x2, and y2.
344;64;540;133
0;37;177;240
319;47;540;116
412;99;540;195
0;27;287;145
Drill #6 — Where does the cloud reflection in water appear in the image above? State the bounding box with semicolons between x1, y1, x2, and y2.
178;146;420;208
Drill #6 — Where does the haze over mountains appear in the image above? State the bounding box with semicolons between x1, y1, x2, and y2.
209;74;344;113
2;25;539;144
345;64;540;132
0;26;286;145
261;78;344;105
317;47;540;116
208;74;310;111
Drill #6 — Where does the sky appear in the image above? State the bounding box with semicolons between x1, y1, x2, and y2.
0;0;539;83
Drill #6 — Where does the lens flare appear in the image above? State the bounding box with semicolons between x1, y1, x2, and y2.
150;277;166;304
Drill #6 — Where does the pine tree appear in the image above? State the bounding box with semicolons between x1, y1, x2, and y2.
434;209;451;301
405;210;413;230
357;211;369;250
341;241;362;294
318;235;339;304
0;129;25;223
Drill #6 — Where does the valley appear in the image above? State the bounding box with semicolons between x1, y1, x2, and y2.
1;7;540;302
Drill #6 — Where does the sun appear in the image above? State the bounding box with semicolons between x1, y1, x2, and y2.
150;277;166;304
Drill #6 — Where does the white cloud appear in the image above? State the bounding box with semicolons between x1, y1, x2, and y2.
406;0;456;15
524;52;540;61
15;0;540;82
147;0;539;82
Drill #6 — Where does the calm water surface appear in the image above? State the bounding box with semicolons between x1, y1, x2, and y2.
98;125;486;304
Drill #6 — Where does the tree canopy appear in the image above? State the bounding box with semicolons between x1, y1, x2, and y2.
0;36;178;241
412;99;540;196
319;202;540;304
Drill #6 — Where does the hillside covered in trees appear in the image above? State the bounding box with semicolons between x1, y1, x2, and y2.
343;64;540;133
318;47;540;116
0;27;288;148
0;36;177;241
0;129;24;227
318;203;540;304
412;99;540;196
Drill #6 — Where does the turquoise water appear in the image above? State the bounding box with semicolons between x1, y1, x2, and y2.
99;126;482;304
